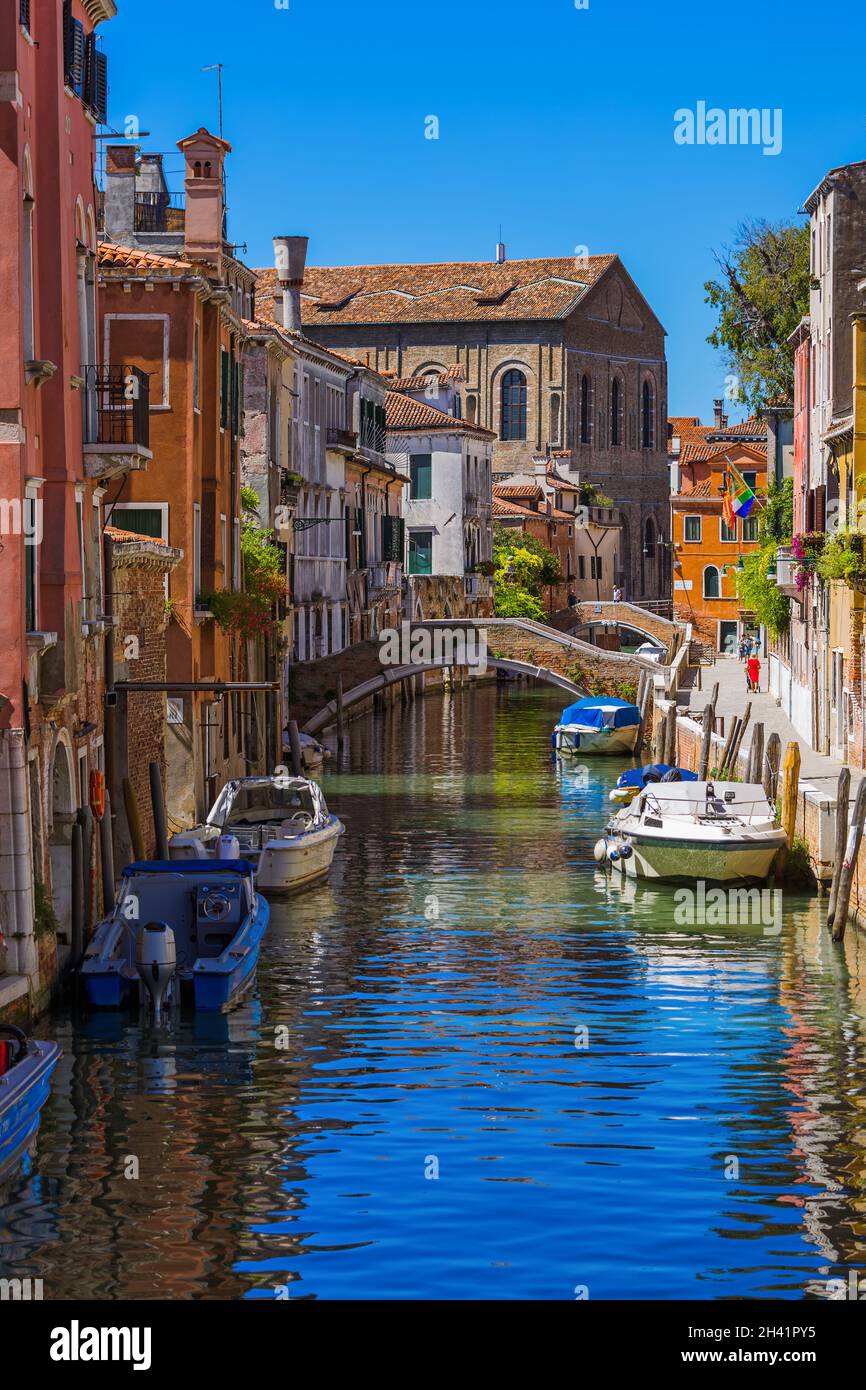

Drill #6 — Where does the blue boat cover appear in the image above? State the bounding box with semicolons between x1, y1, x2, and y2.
615;764;698;790
123;860;256;876
557;697;640;729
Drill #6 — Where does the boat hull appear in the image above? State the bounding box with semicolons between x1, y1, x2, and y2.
255;822;342;893
0;1041;61;1183
555;724;640;756
609;831;786;884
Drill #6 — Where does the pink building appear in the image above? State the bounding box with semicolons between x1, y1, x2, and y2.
0;1;149;1018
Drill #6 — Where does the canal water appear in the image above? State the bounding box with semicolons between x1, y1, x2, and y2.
4;682;866;1300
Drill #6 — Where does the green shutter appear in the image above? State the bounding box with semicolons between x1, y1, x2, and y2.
220;350;230;428
410;453;432;500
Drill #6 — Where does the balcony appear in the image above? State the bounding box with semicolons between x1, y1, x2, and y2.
367;560;402;598
82;365;152;481
326;426;359;455
775;546;799;596
464;574;493;600
134;191;185;234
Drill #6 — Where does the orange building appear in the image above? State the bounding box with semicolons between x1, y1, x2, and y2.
670;415;768;652
97;129;264;825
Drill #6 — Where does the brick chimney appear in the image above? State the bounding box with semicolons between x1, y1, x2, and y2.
104;144;137;243
177;127;231;266
713;399;724;429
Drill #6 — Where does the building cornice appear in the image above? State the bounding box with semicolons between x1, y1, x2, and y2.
83;0;117;27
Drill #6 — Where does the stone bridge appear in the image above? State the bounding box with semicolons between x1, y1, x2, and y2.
549;600;683;651
293;617;663;735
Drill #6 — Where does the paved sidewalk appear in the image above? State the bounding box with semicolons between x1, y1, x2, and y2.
682;654;858;794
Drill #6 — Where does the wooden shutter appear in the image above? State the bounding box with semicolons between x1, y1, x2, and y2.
93;51;108;123
220;350;230;428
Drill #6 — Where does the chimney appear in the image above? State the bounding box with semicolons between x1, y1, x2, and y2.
104;144;137;244
713;399;724;429
273;235;308;334
495;241;506;264
177;127;231;266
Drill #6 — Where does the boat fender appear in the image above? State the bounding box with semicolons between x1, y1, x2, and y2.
619;844;633;860
217;833;241;861
593;838;609;863
608;847;620;862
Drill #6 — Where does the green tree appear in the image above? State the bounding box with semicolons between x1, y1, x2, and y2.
705;220;810;412
735;479;795;637
492;523;560;619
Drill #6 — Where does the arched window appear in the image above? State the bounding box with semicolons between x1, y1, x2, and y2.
580;374;590;444
500;369;527;441
550;392;561;445
642;379;654;449
22;148;35;363
703;565;720;599
610;377;621;446
466;393;477;425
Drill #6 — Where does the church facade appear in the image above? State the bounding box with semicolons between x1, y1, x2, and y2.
256;251;671;601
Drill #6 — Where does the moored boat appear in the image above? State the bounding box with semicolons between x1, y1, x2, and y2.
0;1025;61;1182
81;860;269;1014
169;774;343;894
553;697;641;756
595;779;787;883
608;763;698;805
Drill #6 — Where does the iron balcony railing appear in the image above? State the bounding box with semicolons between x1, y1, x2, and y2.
134;191;185;233
82;365;150;449
326;426;358;451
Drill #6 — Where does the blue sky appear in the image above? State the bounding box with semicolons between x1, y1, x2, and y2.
103;0;866;418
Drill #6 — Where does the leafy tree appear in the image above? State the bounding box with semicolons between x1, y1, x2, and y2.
493;523;560;587
735;479;795;637
705;220;810;412
492;523;560;619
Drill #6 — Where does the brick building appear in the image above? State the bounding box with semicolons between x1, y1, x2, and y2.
255;248;670;602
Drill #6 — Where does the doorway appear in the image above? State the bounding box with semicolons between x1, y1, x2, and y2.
718;620;739;656
48;739;76;965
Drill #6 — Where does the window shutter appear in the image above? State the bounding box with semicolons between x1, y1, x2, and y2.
236;362;245;436
66;18;85;95
93;51;108;123
355;507;366;568
220;350;230;428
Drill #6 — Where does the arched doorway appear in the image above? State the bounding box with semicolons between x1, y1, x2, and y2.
48;736;76;964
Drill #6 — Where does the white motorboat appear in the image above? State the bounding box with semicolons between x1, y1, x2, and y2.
169;775;344;894
595;779;787;883
553;697;641;756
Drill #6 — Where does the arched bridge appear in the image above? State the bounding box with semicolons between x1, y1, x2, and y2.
294;617;662;736
549;600;682;651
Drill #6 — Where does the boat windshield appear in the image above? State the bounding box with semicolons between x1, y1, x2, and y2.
209;780;324;828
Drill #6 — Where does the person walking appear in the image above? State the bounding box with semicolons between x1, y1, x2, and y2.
613;584;623;604
738;637;746;663
747;653;761;693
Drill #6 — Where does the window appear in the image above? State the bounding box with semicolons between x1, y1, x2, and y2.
703;565;720;599
220;514;227;589
63;4;85;96
77;747;88;810
610;378;621;446
500;369;527;441
720;516;737;542
684;516;701;542
408;530;433;575
580;374;591;444
409;453;432;500
24;483;41;632
233;517;241;590
22;193;35;362
19;0;31;33
742;514;759;542
219;349;230;429
193;503;202;602
110;504;166;539
550;392;561;445
742;472;757;492
466;394;477;425
641;380;654;448
578;555;586;580
193;320;200;412
591;556;603;579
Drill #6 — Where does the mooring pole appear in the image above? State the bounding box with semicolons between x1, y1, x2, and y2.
336;674;345;745
71;821;84;966
832;777;866;943
149;761;170;860
776;740;801;875
100;788;116;914
287;719;303;778
747;722;764;786
764;732;782;805
698;703;713;780
827;766;851;931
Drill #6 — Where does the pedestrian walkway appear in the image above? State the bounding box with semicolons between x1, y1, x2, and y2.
682;654;858;794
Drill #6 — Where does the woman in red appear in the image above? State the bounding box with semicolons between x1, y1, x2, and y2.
747;654;761;692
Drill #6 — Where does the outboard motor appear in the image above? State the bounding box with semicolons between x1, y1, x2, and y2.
217;833;240;860
135;922;177;1020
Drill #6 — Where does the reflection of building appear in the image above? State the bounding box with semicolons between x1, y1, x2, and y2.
254;248;670;600
385;386;494;620
669;408;768;651
0;0;131;1010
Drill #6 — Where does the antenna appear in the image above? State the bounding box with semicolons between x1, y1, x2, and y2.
201;63;224;138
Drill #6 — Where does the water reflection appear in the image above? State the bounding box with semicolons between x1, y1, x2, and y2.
2;684;866;1299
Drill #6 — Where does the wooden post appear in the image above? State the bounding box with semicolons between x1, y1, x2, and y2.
148;761;169;860
710;681;719;715
763;732;782;805
287;720;303;777
727;702;751;776
336;674;345;744
664;702;677;767
71;821;84;966
698;703;713;781
123;775;146;862
827;767;851;931
776;740;801;874
100;788;116;914
653;707;666;764
832;777;866;943
718;718;739;779
747;722;764;786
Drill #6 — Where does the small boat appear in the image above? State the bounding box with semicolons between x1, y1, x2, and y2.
169;774;343;894
282;730;331;776
609;763;698;805
553;697;641;756
0;1025;61;1182
81;860;269;1015
595;780;787;883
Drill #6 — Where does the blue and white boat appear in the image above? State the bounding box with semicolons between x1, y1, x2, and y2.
81;860;269;1015
609;763;698;804
0;1025;61;1183
553;697;642;756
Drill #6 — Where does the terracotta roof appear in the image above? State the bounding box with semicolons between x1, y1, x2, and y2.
98;241;193;272
705;416;766;440
106;525;167;544
388;365;466;392
680;438;767;467
492;496;529;518
493;483;543;500
254;254;618;326
385;390;495;437
492;488;573;521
